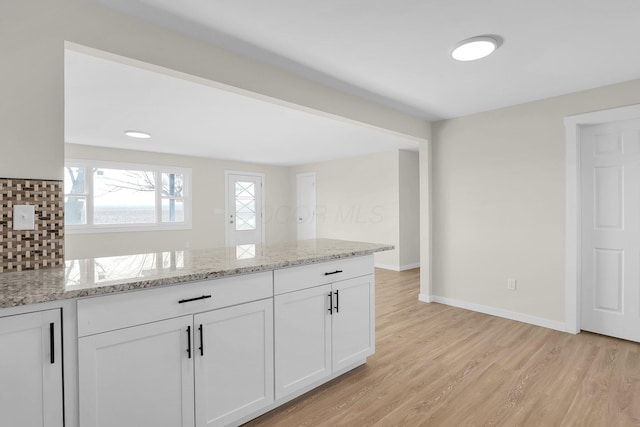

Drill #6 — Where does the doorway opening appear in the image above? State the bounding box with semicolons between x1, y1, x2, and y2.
564;103;640;337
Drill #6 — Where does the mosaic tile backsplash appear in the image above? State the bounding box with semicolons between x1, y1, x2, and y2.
0;178;64;272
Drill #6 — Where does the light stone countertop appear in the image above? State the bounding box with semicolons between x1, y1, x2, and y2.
0;239;393;309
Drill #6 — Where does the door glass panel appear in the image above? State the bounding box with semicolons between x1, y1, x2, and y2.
235;181;256;231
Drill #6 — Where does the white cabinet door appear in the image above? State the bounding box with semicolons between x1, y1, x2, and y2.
194;299;274;427
332;275;375;372
0;309;63;427
274;284;332;400
78;315;195;427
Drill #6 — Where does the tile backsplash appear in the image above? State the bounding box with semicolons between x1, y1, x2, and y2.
0;178;64;272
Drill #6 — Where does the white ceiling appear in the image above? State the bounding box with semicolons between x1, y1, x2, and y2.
70;0;640;165
64;49;420;166
89;0;640;121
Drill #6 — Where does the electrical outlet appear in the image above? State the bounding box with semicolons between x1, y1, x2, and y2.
13;205;35;230
507;278;517;291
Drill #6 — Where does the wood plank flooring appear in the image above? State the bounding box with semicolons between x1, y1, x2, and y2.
245;268;640;426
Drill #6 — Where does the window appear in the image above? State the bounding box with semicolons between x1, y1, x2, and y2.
64;159;191;233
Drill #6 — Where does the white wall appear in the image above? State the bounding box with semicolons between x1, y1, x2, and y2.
430;78;640;324
65;144;294;258
0;0;429;181
292;150;420;269
293;151;399;267
66;145;422;266
398;150;420;268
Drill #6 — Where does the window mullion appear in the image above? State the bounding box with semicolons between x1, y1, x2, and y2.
155;170;161;224
86;165;94;226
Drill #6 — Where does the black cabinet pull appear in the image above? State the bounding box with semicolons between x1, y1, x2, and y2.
324;270;343;276
49;322;55;364
178;295;212;304
334;290;340;313
198;324;204;356
186;326;192;359
328;292;333;315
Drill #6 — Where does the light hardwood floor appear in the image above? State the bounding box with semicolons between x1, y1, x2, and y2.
245;268;640;426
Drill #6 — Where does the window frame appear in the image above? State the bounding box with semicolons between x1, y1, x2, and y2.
64;159;192;234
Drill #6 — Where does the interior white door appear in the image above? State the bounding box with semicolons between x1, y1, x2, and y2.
580;118;640;341
0;309;63;427
296;172;317;240
226;173;263;246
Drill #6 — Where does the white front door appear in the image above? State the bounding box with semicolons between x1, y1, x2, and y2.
226;173;263;247
580;118;640;341
296;172;316;240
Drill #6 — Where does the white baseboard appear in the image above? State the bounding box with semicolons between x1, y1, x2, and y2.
418;293;432;303
375;262;420;272
400;262;420;271
429;295;566;332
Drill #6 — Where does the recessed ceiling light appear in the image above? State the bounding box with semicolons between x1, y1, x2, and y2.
451;36;500;61
124;130;151;139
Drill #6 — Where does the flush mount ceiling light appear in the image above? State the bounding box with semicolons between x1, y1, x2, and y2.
451;35;500;61
124;130;151;139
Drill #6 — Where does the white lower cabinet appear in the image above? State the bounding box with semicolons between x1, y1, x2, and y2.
331;276;375;372
194;299;274;426
78;316;196;427
274;284;332;399
78;275;274;427
275;274;374;400
0;309;63;427
76;258;375;426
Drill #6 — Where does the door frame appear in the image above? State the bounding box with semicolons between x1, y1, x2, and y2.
224;170;266;247
564;103;640;334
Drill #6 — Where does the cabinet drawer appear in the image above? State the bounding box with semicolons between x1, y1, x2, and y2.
274;255;373;295
77;271;273;337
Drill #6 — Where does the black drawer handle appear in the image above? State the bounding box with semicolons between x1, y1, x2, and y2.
49;322;55;364
324;270;343;276
178;295;212;304
198;324;204;357
187;326;192;359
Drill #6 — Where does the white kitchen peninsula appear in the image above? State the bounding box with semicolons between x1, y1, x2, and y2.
0;239;392;427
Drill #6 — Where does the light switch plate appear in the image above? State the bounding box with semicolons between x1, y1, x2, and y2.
13;205;35;230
